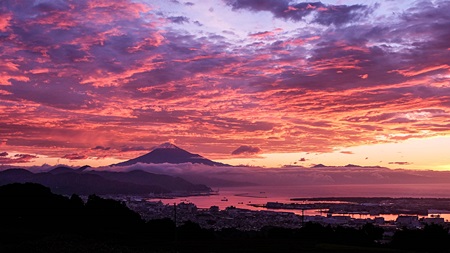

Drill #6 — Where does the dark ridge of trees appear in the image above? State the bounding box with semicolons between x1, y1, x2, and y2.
0;182;79;229
390;224;450;253
84;194;143;229
0;183;449;253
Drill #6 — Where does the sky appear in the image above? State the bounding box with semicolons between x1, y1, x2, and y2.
0;0;449;170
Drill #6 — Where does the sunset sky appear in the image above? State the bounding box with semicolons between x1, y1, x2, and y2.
1;0;449;170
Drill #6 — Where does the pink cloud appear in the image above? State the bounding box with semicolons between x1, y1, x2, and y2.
249;28;283;39
0;13;11;32
0;0;449;164
284;6;299;12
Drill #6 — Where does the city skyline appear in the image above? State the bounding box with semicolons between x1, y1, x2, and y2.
1;0;449;170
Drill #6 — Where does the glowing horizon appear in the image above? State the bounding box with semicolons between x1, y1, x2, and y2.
0;0;449;170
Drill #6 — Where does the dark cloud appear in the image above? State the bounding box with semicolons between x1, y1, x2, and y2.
388;162;412;165
14;154;37;159
299;157;306;162
231;145;262;155
340;151;354;154
168;16;190;24
223;0;372;25
313;3;373;26
311;164;328;168
0;152;8;157
62;153;88;160
345;164;362;167
120;146;149;152
92;146;111;151
0;153;37;164
224;0;289;13
222;30;236;35
33;0;71;12
193;21;203;26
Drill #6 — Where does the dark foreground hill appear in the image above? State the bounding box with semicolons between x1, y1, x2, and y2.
0;167;210;195
1;183;449;253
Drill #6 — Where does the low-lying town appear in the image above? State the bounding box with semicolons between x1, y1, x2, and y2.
109;196;450;243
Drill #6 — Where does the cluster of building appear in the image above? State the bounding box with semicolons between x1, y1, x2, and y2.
123;198;448;232
127;200;302;230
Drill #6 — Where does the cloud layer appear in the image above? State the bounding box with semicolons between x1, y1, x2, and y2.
88;163;450;187
0;0;449;165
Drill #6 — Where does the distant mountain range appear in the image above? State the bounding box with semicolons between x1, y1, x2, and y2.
0;143;237;194
0;167;211;195
113;142;230;167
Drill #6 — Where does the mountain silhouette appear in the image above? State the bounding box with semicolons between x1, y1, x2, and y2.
113;142;229;167
0;167;210;195
48;166;77;174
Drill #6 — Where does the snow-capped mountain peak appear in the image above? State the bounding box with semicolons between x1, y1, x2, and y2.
154;142;178;149
113;143;230;167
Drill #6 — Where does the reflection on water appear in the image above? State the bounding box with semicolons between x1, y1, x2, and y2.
152;184;450;221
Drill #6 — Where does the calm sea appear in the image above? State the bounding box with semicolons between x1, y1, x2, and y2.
154;184;450;221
